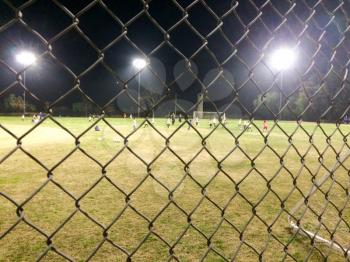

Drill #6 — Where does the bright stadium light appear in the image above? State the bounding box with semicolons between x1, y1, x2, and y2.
269;47;297;119
16;51;37;66
132;58;146;70
15;50;37;118
132;58;147;118
270;47;296;71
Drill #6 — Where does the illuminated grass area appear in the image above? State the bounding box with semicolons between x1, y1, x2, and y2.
0;116;349;261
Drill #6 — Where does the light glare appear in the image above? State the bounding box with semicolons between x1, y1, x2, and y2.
132;58;146;69
270;48;296;71
16;51;37;66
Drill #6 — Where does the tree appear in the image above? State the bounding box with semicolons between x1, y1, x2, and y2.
253;92;280;119
252;71;348;122
142;89;163;118
82;96;96;116
72;102;85;114
54;105;70;116
104;103;116;114
26;102;37;113
297;75;330;121
1;94;36;113
290;89;308;118
3;94;23;112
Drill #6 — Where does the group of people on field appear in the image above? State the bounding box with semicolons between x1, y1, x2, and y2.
91;112;271;133
164;113;270;132
237;118;268;132
166;112;184;128
30;112;45;123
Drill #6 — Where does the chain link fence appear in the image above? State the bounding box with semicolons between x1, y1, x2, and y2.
0;0;350;261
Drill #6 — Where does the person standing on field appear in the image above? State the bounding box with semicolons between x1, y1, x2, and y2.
238;118;242;129
167;117;171;128
32;114;37;123
171;113;176;125
132;119;137;130
212;116;217;127
221;114;226;127
188;118;192;130
263;120;268;132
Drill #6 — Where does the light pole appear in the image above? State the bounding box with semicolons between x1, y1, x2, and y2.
15;51;37;117
270;47;296;118
132;58;146;118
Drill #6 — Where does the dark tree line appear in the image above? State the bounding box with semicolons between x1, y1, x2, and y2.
0;94;36;113
253;73;350;122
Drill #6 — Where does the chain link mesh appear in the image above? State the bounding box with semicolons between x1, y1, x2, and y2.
0;0;350;261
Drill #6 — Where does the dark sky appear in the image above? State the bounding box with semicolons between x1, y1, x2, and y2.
0;0;348;115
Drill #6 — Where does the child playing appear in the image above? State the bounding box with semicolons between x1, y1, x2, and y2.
263;120;268;132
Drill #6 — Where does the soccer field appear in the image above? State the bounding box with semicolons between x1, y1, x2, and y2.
0;116;349;261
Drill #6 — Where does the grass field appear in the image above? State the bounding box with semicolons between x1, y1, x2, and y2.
0;116;349;261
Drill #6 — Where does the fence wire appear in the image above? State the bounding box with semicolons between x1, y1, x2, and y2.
0;0;350;261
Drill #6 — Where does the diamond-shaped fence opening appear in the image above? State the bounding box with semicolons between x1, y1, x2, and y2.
1;0;350;261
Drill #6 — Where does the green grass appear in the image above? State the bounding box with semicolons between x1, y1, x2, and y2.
0;116;349;261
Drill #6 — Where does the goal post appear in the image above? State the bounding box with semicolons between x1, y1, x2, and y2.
193;111;226;120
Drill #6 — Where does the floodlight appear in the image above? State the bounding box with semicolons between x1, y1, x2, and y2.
270;47;296;71
132;58;146;70
16;51;37;66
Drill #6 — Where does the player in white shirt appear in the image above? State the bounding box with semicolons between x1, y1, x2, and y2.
167;117;171;128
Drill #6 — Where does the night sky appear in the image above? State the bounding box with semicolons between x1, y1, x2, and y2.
0;0;349;117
